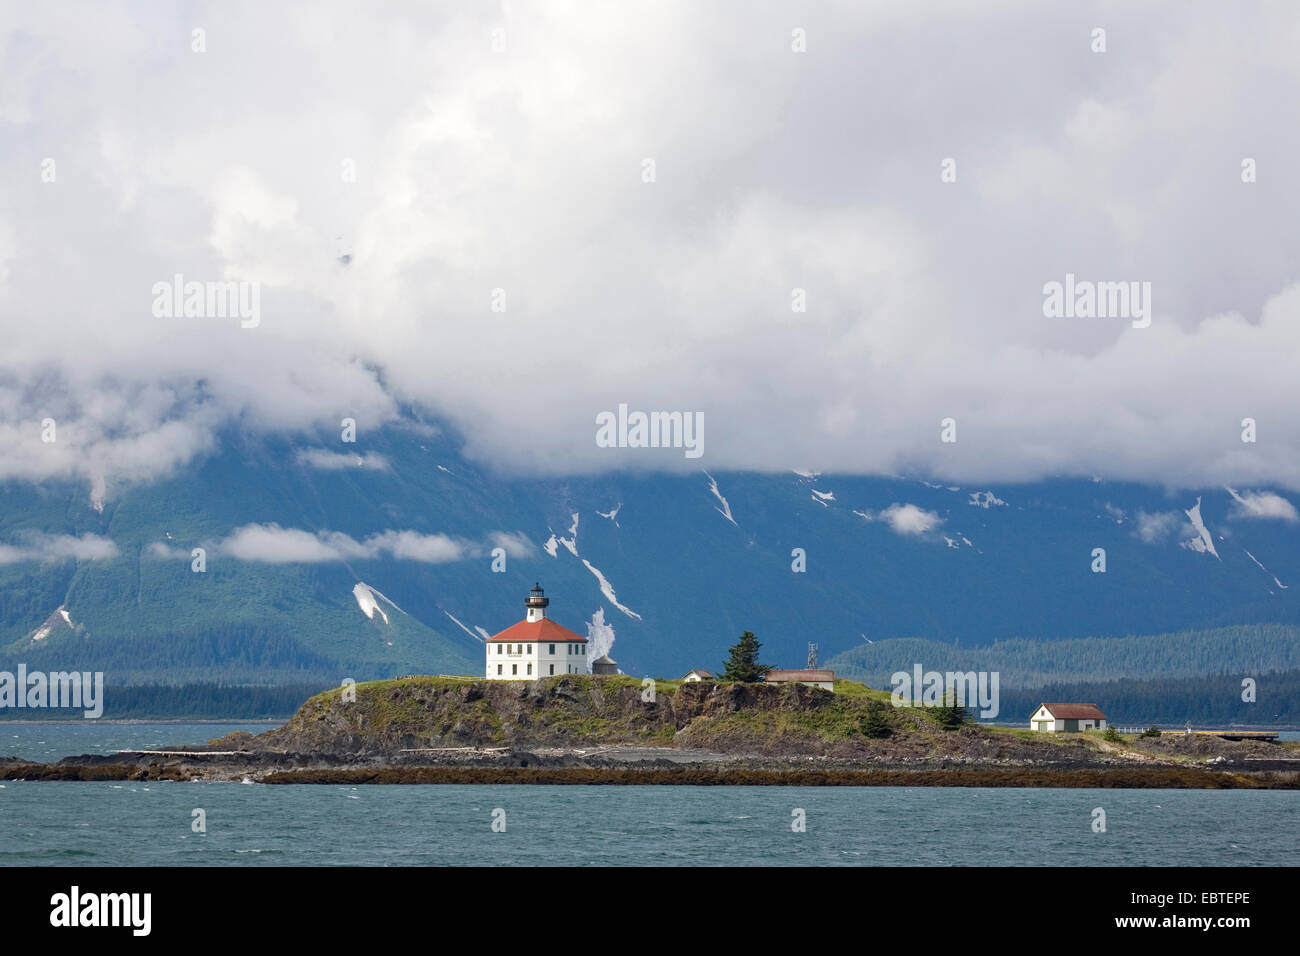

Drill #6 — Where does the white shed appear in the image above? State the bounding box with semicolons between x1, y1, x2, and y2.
1030;702;1107;732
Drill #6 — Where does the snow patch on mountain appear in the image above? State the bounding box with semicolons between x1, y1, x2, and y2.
596;503;622;526
351;580;400;624
29;605;74;642
582;559;642;620
89;472;106;513
558;513;580;554
1244;550;1288;590
705;472;737;525
1180;497;1220;558
968;491;1006;509
810;489;835;506
793;469;821;479
586;607;617;667
544;514;580;558
444;610;485;642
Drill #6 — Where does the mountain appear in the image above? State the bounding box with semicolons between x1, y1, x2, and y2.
2;419;1299;685
825;626;1300;690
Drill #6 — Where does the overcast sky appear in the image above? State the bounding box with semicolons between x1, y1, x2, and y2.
3;1;1300;498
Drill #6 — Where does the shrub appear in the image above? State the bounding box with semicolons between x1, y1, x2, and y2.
859;704;892;738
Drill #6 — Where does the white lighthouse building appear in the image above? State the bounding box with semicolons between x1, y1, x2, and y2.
485;584;588;679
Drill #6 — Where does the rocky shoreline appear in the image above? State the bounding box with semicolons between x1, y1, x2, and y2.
3;745;1297;788
4;675;1296;788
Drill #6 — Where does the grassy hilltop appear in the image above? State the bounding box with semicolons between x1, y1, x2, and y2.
216;674;1129;766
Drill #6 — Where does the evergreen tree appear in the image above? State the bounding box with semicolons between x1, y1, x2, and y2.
859;703;893;738
933;687;967;729
722;630;772;683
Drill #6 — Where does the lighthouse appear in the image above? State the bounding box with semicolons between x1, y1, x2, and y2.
485;584;588;679
524;582;548;622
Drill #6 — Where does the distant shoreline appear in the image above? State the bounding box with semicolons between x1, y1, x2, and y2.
981;722;1300;734
0;719;284;726
4;759;1297;790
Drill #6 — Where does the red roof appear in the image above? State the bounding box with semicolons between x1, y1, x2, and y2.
486;618;587;644
1041;703;1106;719
765;669;835;682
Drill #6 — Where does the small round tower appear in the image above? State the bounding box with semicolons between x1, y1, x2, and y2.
525;583;549;622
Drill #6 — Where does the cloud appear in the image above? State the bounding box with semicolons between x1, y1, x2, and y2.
218;525;368;563
211;524;526;563
0;532;119;565
1134;510;1185;543
2;3;1300;496
362;530;465;563
488;531;534;558
295;449;390;471
879;503;944;537
1225;488;1299;522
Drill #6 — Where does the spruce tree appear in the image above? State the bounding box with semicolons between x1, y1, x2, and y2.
860;703;893;738
721;630;772;682
934;687;967;729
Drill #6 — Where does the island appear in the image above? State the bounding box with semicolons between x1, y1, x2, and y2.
4;675;1297;788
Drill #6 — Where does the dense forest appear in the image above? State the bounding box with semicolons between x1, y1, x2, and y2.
0;681;331;721
2;622;369;686
990;670;1300;726
827;625;1300;689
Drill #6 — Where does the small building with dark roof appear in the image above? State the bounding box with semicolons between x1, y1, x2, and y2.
591;655;618;675
1030;702;1107;732
764;669;835;692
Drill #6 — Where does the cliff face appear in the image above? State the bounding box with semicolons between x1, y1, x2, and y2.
244;676;849;755
226;675;1082;763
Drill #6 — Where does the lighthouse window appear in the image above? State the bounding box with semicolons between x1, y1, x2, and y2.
497;665;502;675
527;663;532;675
549;664;554;675
512;664;517;676
549;644;555;655
527;644;532;654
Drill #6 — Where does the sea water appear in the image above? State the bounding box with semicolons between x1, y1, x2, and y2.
0;724;1295;866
